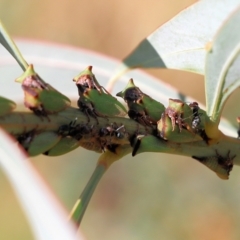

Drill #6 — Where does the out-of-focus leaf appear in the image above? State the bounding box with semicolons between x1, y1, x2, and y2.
0;20;28;71
0;128;84;240
205;6;240;122
108;0;240;88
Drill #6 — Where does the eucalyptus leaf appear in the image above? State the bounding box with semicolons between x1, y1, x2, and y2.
108;0;240;87
205;6;240;122
0;129;82;240
0;20;28;71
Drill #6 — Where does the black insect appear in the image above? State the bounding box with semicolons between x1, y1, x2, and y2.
99;123;126;139
58;119;94;140
189;102;201;130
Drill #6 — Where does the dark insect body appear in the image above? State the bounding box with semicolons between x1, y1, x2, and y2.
189;102;202;130
98;123;128;152
122;85;143;102
99;123;126;139
58;119;94;140
58;119;104;153
77;96;101;122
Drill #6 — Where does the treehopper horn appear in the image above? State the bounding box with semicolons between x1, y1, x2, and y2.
74;66;127;118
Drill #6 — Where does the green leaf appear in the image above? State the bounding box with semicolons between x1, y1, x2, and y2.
0;20;28;71
205;6;240;123
108;0;240;88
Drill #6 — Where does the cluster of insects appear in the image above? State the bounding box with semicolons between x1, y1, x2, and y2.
0;65;235;179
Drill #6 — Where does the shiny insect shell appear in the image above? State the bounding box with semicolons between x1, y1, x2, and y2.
117;79;144;102
188;101;207;132
99;124;128;142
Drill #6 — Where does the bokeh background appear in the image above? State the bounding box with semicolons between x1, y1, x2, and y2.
1;0;240;239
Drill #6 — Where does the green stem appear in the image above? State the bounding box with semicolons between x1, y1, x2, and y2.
0;20;28;71
69;164;106;227
0;107;149;136
1;108;240;164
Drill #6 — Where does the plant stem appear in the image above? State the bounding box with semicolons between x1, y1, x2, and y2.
69;163;106;227
1;108;240;164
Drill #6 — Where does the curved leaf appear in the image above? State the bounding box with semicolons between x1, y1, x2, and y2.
108;0;240;89
205;6;240;122
0;129;83;240
0;20;28;71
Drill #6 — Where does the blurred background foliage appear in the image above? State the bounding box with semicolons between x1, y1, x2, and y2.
0;0;240;240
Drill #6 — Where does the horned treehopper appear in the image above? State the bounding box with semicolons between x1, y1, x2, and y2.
73;66;127;119
116;78;165;126
15;64;71;117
